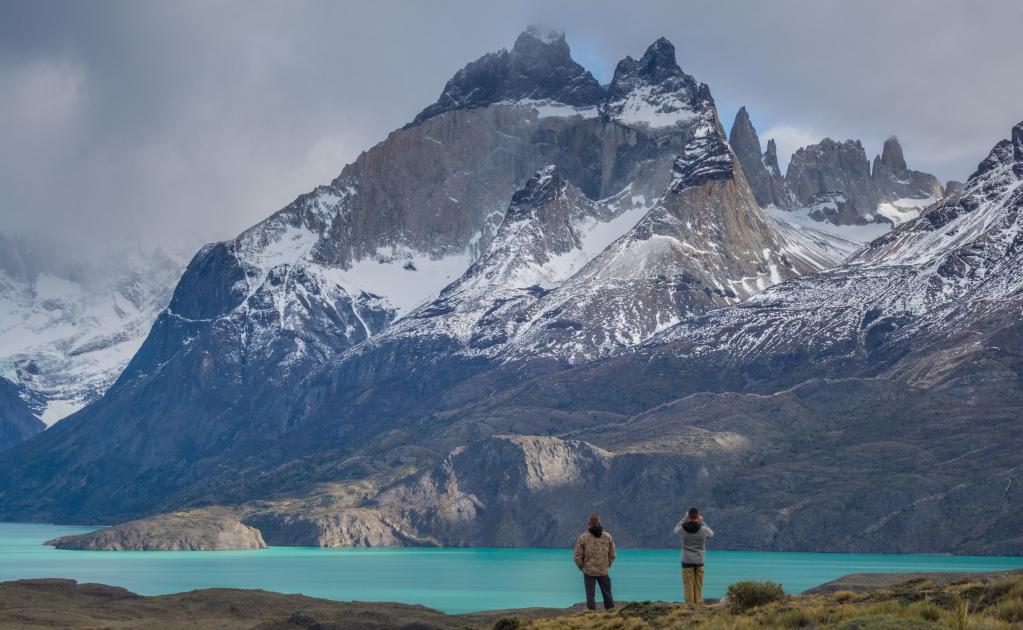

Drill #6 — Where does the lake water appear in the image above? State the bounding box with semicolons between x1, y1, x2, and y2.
2;523;1022;614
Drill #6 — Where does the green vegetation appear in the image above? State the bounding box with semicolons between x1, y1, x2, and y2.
726;580;786;612
509;574;1023;629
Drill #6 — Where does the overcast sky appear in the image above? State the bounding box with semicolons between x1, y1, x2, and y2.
2;0;1021;254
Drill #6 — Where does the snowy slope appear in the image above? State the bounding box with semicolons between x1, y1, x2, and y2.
0;237;187;425
653;121;1023;371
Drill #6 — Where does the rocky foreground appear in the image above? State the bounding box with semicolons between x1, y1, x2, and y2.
3;571;1023;629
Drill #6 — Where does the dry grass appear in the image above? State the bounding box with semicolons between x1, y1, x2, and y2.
509;575;1023;630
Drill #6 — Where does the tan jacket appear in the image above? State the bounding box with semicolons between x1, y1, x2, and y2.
573;529;616;576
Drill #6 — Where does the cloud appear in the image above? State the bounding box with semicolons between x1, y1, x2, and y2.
0;0;1021;257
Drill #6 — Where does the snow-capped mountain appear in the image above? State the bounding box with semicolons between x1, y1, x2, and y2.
0;29;835;518
0;234;186;425
728;107;946;249
654;120;1023;383
5;28;1018;557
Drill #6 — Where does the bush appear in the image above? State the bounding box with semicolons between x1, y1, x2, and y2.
617;601;676;621
832;614;937;629
766;606;816;627
725;580;785;611
833;590;859;603
992;597;1023;623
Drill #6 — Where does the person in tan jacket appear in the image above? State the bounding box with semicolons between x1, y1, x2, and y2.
573;513;616;610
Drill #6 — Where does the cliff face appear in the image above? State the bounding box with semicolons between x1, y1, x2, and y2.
0;377;42;451
785;138;879;224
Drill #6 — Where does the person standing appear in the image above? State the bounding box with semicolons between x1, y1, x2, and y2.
673;506;714;606
573;513;616;611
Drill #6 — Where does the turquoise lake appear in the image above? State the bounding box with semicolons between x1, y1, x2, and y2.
2;523;1022;614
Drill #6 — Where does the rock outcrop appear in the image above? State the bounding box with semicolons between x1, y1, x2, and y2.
47;510;267;551
871;136;944;202
785;138;878;224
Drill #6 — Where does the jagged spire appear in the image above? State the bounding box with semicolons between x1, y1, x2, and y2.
880;136;907;173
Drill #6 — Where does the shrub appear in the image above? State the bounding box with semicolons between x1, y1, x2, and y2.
832;614;936;629
992;597;1023;623
725;580;785;612
766;606;816;627
833;590;859;603
617;601;676;621
907;600;944;621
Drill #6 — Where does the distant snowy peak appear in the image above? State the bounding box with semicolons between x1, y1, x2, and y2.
450;165;594;293
729;107;945;241
853;121;1023;269
654;120;1023;373
410;27;604;127
871;135;944;204
374;165;655;351
601;37;714;130
503;127;814;363
0;238;187;425
411;30;715;133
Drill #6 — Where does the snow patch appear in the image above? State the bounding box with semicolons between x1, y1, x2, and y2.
876;196;937;226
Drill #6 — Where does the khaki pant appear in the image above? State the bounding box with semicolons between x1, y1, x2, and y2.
682;564;705;605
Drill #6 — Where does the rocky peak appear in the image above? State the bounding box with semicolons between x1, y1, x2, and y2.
871;136;944;205
785;138;877;224
444;165;592;295
728;106;787;208
508;165;562;214
728;107;760;158
634;36;682;83
764;139;783;177
944;180;963;196
602;37;713;129
409;28;604;127
512;26;569;57
879;136;908;172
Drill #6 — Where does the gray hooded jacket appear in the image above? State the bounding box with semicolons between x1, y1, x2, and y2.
672;519;714;565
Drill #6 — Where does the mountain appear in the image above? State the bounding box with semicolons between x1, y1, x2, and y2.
0;31;828;524
52;119;1023;554
233;119;1022;553
0;234;187;427
730;108;947;250
5;29;1019;556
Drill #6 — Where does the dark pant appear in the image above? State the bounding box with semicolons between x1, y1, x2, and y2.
584;574;614;610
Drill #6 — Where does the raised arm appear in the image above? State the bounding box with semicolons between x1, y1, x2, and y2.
672;520;685;537
702;524;714;538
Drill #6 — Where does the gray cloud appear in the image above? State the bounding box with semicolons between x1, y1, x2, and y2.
2;0;1021;254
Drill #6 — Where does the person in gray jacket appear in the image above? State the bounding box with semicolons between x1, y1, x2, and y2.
672;506;714;606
